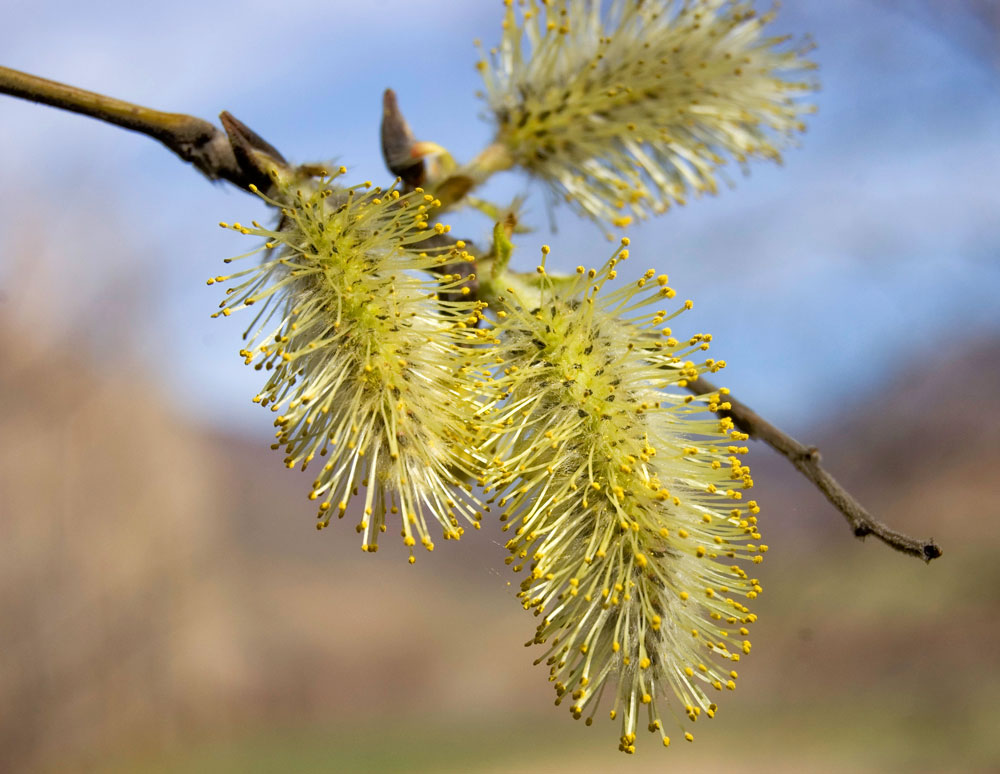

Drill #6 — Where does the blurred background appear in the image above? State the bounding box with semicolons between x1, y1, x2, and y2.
1;1;998;771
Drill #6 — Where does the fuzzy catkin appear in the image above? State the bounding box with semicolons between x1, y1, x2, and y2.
478;0;816;227
213;173;492;560
481;243;764;751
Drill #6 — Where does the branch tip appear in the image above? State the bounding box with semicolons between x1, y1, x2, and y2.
688;375;942;563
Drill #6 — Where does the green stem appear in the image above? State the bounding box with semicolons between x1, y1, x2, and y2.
0;64;216;150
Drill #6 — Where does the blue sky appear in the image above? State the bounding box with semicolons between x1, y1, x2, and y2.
2;0;998;435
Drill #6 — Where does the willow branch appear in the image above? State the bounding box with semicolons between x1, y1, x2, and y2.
0;65;288;192
687;376;942;562
3;67;942;563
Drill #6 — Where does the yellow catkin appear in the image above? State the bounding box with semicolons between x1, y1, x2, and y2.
482;242;764;752
478;0;817;228
215;171;493;560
